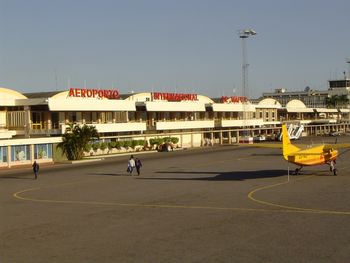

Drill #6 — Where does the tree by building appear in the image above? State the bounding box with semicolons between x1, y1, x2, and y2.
57;124;99;160
325;95;349;108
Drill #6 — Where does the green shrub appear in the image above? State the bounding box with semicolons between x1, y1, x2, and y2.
131;140;138;148
171;137;179;144
123;140;132;148
92;142;100;151
84;143;92;152
100;142;108;151
163;137;172;143
108;141;116;149
150;138;164;145
137;139;146;146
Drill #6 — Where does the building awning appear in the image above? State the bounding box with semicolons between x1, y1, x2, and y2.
286;108;314;113
339;109;350;113
315;108;338;113
48;98;136;111
0;99;16;106
211;103;255;112
145;101;206;112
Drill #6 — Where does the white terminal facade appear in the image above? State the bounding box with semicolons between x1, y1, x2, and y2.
0;85;349;168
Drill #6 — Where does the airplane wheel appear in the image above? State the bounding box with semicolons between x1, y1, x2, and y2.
333;169;337;176
294;168;299;175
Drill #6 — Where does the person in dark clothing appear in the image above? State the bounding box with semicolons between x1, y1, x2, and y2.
32;161;39;180
135;158;142;175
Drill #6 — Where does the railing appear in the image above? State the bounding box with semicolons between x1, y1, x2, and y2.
29;129;61;135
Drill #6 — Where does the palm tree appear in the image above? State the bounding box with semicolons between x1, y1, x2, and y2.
338;94;349;107
57;124;99;160
326;95;350;108
325;95;338;108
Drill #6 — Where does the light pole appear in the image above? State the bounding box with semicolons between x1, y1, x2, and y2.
238;29;257;99
347;59;350;127
238;29;256;137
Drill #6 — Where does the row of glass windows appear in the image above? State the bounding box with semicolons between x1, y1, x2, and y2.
0;144;52;163
66;112;128;123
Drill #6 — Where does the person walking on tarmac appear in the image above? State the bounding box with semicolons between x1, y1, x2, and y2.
32;161;39;180
127;155;136;175
135;158;142;175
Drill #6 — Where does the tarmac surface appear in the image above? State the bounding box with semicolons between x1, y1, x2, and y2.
1;136;350;263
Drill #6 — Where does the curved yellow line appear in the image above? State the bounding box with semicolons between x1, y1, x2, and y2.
13;174;350;215
10;184;323;214
13;187;276;212
248;175;350;215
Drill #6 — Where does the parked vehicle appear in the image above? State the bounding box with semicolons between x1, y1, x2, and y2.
158;142;174;152
329;131;341;136
253;135;266;142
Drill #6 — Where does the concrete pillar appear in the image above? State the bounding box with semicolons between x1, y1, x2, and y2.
24;106;31;138
47;114;52;130
31;144;35;162
6;145;11;168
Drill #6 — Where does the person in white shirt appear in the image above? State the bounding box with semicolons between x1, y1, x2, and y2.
127;155;136;175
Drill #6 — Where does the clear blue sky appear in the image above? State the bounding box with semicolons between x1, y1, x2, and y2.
1;0;349;98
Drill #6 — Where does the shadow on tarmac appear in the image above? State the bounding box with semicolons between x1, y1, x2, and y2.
88;173;127;176
250;153;281;157
143;169;288;181
0;176;35;180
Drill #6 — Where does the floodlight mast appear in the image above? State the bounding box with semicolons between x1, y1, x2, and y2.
238;29;257;135
347;59;350;125
238;29;257;100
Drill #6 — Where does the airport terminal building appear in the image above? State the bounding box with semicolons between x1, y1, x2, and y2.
0;86;349;168
262;79;350;107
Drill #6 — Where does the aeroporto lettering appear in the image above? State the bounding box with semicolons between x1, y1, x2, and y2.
69;88;120;99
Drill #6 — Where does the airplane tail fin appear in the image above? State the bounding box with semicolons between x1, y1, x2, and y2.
282;124;300;160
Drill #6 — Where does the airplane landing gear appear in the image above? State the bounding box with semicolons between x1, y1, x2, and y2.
294;167;303;175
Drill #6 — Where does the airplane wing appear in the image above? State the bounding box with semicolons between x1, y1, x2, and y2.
287;152;324;156
287;143;350;156
238;142;310;149
327;143;350;149
238;139;350;150
237;142;282;148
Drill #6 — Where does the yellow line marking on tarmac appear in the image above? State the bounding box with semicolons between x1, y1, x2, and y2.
13;187;334;214
12;187;276;212
12;176;349;215
248;175;350;215
12;156;350;216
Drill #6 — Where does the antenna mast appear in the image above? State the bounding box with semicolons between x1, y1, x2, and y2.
346;58;350;79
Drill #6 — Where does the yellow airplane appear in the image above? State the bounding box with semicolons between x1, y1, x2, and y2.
281;124;347;175
243;124;350;175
